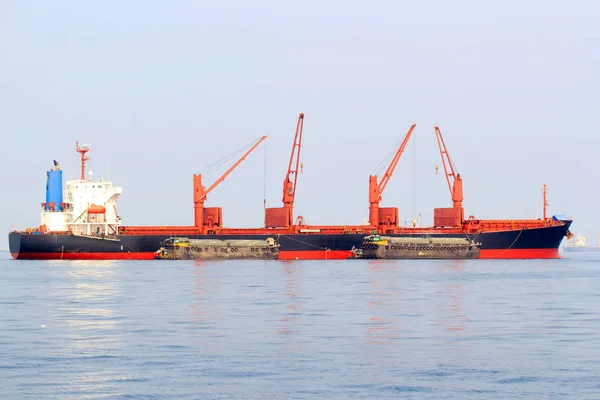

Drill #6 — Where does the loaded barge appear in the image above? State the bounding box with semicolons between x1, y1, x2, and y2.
349;235;480;259
154;237;280;260
9;114;572;260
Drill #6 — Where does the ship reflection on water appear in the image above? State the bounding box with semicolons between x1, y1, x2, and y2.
358;259;473;368
191;260;207;324
46;260;123;394
434;261;471;363
436;261;469;334
46;259;119;268
363;260;405;347
188;259;308;356
279;263;301;336
184;259;474;364
52;260;120;333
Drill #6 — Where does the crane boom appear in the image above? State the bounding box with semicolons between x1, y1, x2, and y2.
282;112;304;207
198;135;268;203
377;123;416;197
368;123;416;226
434;126;463;208
194;135;268;230
263;113;304;229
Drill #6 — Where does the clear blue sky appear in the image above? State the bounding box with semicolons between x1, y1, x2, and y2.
1;1;599;247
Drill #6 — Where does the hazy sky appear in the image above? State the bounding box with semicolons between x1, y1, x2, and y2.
1;1;599;248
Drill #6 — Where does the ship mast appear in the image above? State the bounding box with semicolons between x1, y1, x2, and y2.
543;184;548;220
75;141;90;181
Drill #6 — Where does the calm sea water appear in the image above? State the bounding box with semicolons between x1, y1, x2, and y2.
1;252;599;399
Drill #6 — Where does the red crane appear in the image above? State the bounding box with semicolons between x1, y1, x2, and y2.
434;126;463;209
282;112;304;225
368;123;416;226
194;135;268;232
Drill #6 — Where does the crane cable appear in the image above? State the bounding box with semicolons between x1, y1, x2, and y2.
412;130;417;225
196;136;265;176
263;138;267;210
372;136;404;177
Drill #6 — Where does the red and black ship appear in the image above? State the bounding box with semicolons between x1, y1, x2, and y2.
9;114;573;260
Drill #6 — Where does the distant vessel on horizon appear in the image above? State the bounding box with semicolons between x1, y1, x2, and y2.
563;233;600;252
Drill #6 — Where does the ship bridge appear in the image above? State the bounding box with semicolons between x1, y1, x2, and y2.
40;145;123;237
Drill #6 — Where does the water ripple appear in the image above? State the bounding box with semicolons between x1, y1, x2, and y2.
1;254;599;398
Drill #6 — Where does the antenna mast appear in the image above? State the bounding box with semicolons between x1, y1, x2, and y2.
75;141;90;181
543;184;548;220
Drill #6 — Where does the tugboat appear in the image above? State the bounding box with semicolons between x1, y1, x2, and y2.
350;234;480;259
154;237;280;260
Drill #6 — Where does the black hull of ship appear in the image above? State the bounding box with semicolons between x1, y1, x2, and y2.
9;221;572;260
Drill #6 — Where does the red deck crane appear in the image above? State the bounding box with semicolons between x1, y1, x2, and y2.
283;112;304;224
434;126;464;226
194;135;268;233
368;124;416;229
264;113;304;228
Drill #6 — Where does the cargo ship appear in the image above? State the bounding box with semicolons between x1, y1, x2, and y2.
563;233;600;252
8;114;572;260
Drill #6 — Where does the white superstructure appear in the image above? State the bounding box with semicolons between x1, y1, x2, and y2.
41;173;122;236
564;233;586;248
40;143;123;236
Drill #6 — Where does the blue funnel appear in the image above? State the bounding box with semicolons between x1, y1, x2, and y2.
45;170;63;211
